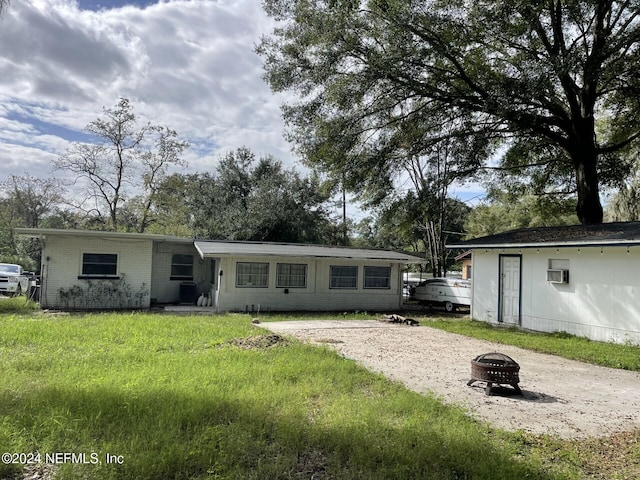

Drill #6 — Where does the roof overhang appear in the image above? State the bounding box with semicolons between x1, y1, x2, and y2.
447;239;640;250
194;240;424;263
14;228;424;263
446;221;640;250
14;227;193;244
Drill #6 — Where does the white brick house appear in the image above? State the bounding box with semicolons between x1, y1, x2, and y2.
16;228;422;312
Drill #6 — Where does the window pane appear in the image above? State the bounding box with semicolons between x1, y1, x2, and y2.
173;254;193;265
277;263;307;288
171;254;193;279
236;262;269;287
171;265;193;277
82;253;117;275
364;266;391;289
330;266;357;289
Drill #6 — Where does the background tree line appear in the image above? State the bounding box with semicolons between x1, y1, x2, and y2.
2;93;640;275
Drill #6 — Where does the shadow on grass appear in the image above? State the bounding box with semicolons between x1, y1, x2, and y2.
0;385;567;480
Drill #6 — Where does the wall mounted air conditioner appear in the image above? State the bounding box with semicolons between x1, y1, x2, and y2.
546;269;569;284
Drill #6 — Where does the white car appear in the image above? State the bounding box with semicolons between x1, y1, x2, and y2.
411;278;471;312
0;263;30;297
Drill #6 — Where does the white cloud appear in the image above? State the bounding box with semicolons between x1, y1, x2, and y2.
0;0;293;181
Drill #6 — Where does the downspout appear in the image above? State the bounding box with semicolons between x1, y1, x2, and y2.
398;263;403;309
215;267;223;313
39;235;48;309
41;257;49;309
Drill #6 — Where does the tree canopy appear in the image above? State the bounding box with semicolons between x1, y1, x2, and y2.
258;0;640;225
464;192;578;239
159;147;340;244
0;174;64;269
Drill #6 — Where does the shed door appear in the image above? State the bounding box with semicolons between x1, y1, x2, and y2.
499;256;521;325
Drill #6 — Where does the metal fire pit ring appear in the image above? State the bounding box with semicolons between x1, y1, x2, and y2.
467;352;523;396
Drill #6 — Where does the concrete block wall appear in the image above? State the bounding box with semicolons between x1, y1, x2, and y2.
150;242;213;304
40;235;153;309
216;256;403;312
471;247;640;345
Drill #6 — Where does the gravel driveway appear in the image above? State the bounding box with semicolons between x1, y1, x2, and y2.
261;320;640;439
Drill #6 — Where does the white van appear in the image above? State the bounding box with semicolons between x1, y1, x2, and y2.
410;278;471;312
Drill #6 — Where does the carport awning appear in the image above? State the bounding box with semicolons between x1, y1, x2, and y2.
194;240;424;263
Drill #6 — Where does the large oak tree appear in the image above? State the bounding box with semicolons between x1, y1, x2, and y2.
258;0;640;225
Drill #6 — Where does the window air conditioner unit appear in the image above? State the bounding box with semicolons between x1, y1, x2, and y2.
546;269;569;284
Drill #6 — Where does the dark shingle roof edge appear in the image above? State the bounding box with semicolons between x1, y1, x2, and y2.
446;221;640;249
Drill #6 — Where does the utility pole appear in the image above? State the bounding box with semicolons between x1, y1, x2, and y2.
342;182;347;245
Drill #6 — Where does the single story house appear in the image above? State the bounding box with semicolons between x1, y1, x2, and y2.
447;221;640;345
16;228;423;312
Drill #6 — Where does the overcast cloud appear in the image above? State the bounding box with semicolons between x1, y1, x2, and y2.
0;0;296;182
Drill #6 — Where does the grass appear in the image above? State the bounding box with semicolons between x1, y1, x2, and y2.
0;303;638;478
0;309;570;480
0;295;40;314
422;317;640;371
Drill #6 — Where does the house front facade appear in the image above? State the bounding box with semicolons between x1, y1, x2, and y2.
16;228;423;312
448;222;640;345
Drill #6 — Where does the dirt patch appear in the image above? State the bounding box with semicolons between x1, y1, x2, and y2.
261;320;640;439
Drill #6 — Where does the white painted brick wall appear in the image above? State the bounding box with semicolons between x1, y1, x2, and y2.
41;236;152;309
473;247;640;345
216;256;402;312
151;243;214;304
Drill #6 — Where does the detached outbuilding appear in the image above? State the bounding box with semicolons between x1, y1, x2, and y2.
16;228;422;312
448;222;640;345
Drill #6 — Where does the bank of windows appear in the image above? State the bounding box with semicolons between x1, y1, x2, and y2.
170;254;194;281
235;262;392;290
331;265;392;290
81;253;118;278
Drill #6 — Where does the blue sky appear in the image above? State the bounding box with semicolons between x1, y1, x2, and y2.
0;0;483;216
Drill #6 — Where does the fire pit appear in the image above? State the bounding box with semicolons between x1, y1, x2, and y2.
467;352;522;396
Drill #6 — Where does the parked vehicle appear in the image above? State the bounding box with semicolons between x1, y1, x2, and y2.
0;263;30;297
410;278;471;312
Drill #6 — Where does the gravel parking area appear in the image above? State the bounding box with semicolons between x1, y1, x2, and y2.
261;320;640;439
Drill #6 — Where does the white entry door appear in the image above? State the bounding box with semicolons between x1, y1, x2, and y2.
500;256;521;325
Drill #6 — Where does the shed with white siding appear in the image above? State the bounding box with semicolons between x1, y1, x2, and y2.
447;221;640;344
16;228;422;312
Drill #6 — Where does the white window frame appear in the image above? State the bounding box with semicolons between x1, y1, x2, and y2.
236;262;269;288
170;253;194;281
330;265;358;289
80;252;118;278
363;266;391;289
276;263;307;288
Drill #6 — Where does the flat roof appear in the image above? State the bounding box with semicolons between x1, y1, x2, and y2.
14;228;424;263
447;221;640;249
14;227;193;244
194;240;424;262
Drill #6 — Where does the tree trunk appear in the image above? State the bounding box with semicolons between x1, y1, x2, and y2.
569;121;603;225
574;158;603;225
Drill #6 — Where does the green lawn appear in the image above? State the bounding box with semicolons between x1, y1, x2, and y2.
0;303;637;479
423;317;640;371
